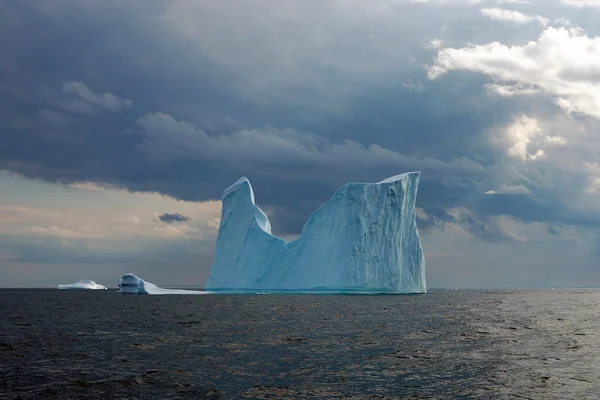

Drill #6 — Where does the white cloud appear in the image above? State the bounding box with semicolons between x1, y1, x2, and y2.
32;225;98;238
404;0;482;3
485;83;539;97
507;231;529;242
554;18;572;27
529;149;544;160
85;243;138;251
428;39;444;49
429;27;600;119
485;183;532;195
126;215;140;225
207;217;220;230
153;224;199;238
62;81;133;112
496;0;532;4
479;112;600;228
480;7;548;26
502;116;544;161
68;182;120;192
545;136;568;146
583;162;600;193
562;0;600;8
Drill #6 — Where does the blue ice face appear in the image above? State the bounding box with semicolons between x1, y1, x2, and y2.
206;172;426;293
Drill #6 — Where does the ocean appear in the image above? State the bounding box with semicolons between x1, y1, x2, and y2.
1;289;599;399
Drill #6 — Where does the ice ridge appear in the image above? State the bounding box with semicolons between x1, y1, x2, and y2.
118;273;207;295
58;280;107;290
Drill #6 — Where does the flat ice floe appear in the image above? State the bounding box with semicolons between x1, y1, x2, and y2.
118;273;208;295
58;280;108;290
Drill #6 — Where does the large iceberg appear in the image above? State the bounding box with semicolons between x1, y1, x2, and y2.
118;273;207;295
206;172;426;293
58;280;107;290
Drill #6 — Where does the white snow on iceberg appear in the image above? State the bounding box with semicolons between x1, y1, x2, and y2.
118;273;207;295
58;280;107;290
206;172;426;294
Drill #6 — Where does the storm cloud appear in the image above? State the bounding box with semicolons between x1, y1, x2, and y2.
158;212;190;224
3;0;600;286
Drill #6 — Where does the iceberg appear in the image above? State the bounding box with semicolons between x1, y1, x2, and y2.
118;273;207;295
206;172;426;293
58;280;107;290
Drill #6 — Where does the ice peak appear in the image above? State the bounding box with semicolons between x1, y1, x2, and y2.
222;176;255;203
377;171;420;184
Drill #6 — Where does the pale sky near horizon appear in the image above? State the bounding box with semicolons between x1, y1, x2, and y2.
3;1;600;288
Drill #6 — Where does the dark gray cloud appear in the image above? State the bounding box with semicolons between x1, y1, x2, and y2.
1;0;600;248
456;213;518;243
416;205;456;233
158;212;190;224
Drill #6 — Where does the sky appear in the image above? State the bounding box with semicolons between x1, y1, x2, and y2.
2;0;600;288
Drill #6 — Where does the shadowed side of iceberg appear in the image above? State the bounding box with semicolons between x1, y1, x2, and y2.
206;172;426;293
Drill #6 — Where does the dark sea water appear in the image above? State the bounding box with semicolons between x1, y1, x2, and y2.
1;289;599;399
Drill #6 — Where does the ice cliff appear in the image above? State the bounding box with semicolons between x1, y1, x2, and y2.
118;273;207;295
58;280;107;290
206;172;426;293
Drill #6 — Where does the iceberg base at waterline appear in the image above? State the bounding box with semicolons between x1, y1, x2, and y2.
206;172;427;294
58;280;108;290
118;273;208;295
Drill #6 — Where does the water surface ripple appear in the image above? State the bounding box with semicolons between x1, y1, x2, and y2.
1;289;599;399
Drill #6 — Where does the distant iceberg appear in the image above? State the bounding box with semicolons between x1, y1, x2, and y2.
58;280;107;290
118;273;207;295
206;172;426;294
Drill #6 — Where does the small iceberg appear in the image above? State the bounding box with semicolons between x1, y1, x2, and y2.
118;273;208;295
58;280;108;290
